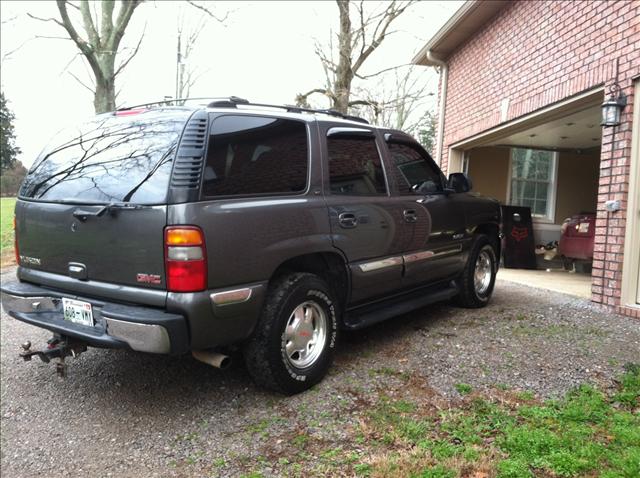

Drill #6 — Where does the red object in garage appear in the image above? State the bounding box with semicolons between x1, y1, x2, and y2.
558;213;596;261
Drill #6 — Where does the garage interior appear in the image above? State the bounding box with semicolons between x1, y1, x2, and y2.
462;103;602;298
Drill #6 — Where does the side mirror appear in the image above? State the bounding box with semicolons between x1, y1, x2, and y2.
447;172;472;193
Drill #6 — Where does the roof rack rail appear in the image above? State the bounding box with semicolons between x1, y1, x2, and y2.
206;97;369;124
117;96;370;124
116;97;237;111
207;96;250;108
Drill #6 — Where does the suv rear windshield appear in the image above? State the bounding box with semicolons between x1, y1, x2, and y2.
19;109;192;204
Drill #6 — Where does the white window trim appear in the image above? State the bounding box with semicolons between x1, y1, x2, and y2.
506;149;559;224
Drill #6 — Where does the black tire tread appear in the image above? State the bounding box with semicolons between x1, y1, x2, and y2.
456;234;497;308
243;273;336;394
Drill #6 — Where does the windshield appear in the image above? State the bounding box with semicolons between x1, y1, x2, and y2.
19;109;192;204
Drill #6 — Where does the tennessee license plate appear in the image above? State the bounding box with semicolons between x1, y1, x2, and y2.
62;298;94;327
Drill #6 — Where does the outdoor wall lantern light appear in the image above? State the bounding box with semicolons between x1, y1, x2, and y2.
601;82;627;127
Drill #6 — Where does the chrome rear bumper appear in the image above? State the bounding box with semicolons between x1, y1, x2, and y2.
0;281;188;355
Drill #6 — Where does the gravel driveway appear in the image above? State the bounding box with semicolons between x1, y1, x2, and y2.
2;268;639;477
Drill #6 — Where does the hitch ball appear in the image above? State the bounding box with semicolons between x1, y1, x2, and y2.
21;341;31;351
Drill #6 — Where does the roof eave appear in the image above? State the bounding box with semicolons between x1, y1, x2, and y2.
412;0;509;66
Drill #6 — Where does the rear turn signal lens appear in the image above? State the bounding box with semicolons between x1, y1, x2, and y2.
166;228;204;246
165;226;207;292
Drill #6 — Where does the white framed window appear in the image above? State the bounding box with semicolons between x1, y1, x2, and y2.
508;148;558;222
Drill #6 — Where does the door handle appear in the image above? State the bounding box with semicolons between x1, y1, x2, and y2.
72;206;108;222
338;212;358;228
403;209;418;223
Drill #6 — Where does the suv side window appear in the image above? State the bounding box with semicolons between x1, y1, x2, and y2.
327;136;387;195
387;141;444;195
202;115;308;197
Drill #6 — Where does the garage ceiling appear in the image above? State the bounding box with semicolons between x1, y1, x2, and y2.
491;105;602;150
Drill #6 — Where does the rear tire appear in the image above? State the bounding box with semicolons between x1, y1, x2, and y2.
243;273;339;395
455;234;497;308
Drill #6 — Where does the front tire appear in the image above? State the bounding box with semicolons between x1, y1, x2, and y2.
243;273;339;395
455;234;497;308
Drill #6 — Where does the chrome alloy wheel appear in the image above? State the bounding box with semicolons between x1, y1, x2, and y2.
474;249;493;296
283;301;327;369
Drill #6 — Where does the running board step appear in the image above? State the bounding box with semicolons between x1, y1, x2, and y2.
343;283;459;330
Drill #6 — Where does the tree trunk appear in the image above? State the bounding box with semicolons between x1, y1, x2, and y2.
94;76;116;113
93;53;117;113
55;0;142;115
333;0;353;114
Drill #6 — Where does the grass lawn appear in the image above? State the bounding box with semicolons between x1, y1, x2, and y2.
250;365;640;478
1;197;17;265
348;365;640;478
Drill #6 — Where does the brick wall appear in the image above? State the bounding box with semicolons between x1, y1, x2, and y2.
437;0;639;311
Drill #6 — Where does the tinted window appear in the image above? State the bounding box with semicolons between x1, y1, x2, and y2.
202;115;308;197
327;136;386;195
19;110;191;204
387;142;443;194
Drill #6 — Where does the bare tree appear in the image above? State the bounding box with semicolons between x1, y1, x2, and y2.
30;1;144;113
175;14;207;102
296;0;415;114
350;66;435;133
174;2;230;102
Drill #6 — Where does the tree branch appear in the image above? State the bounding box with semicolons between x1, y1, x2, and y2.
114;22;145;77
1;14;19;25
348;99;377;107
62;1;81;12
351;0;415;74
54;1;103;80
354;62;412;80
295;88;336;107
108;0;140;50
186;1;229;23
27;12;65;28
79;0;99;47
34;35;74;40
2;37;36;62
68;70;95;94
100;0;115;46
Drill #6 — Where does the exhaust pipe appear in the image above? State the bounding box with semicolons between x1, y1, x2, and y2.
192;350;232;370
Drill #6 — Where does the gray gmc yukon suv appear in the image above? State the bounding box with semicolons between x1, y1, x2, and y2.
1;97;501;394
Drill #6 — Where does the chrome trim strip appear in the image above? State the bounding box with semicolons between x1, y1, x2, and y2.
403;250;435;263
358;256;403;273
210;288;253;306
403;245;463;264
103;317;171;354
0;293;59;313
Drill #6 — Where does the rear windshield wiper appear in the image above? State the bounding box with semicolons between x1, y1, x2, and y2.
72;202;149;221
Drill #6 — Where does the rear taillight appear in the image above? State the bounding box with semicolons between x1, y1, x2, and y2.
165;226;207;292
13;216;19;264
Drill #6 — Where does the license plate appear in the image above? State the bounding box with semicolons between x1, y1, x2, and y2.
62;298;94;327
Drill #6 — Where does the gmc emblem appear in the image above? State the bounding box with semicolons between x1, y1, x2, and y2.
136;273;161;285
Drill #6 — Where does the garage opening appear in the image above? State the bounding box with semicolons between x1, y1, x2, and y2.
463;103;602;298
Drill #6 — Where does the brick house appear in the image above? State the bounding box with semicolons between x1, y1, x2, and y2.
413;0;640;317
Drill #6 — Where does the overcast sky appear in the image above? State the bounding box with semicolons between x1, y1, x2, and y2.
0;1;461;168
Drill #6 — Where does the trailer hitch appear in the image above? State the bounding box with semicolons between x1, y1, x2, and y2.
19;337;87;378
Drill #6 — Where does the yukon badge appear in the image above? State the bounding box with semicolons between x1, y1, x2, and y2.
136;273;161;285
20;255;41;266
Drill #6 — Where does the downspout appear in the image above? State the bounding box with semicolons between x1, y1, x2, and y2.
427;51;448;167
